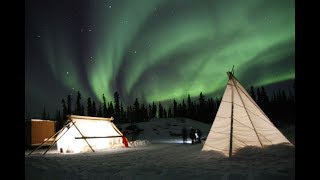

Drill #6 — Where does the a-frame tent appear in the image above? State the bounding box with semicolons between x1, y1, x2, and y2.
29;115;128;155
202;71;293;157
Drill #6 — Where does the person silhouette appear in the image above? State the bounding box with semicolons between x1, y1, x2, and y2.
196;129;202;143
182;126;188;144
189;127;196;144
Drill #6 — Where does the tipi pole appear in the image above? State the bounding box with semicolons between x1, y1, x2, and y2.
43;121;74;155
229;72;234;158
28;123;66;155
71;121;95;152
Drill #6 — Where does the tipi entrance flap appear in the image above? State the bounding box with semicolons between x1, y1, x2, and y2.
202;71;292;157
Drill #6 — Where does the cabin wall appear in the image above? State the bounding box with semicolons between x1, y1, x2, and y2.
25;120;56;146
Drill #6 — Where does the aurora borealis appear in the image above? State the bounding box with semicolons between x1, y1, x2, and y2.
25;0;295;118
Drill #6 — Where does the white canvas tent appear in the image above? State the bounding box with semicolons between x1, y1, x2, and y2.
29;115;128;155
202;71;292;157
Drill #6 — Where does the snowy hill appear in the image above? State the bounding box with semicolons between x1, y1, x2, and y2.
118;118;211;144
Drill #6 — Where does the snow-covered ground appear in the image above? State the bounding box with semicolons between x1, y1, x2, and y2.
25;118;295;180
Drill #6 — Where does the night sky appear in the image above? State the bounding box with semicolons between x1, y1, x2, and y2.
25;0;295;118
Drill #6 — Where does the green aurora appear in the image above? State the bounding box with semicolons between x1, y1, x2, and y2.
25;0;294;117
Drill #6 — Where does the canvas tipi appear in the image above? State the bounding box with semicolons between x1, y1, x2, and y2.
29;115;128;155
202;71;292;157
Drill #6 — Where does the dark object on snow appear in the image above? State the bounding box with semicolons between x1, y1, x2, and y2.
122;136;129;147
123;124;144;135
196;129;202;143
182;126;188;144
189;128;196;144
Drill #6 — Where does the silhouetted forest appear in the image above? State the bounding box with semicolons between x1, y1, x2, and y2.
38;84;295;130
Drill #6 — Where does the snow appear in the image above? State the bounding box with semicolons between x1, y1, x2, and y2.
25;118;295;180
119;118;211;144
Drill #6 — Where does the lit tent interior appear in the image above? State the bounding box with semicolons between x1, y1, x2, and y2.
29;115;128;155
202;71;293;157
57;115;128;153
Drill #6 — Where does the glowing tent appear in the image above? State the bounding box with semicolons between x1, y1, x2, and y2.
202;71;292;157
29;115;128;155
56;115;128;153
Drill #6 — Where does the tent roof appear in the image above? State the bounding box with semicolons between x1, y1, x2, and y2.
28;119;56;122
68;115;114;121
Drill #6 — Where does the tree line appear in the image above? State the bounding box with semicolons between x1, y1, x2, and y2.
39;84;295;130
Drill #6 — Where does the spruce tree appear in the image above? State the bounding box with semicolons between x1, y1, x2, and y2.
102;94;107;117
75;91;82;115
92;100;97;116
81;105;85;116
152;101;157;118
250;86;256;102
120;103;124;123
168;107;172;118
256;87;261;106
158;102;163;118
173;100;177;117
87;97;92;116
67;94;72;115
134;98;139;123
55;110;62;130
182;99;187;116
114;92;120;121
163;109;167;118
108;102;114;117
148;104;152;119
61;99;67;125
198;92;206;122
97;104;102;117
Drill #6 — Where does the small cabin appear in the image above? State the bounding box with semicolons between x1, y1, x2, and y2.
25;119;56;147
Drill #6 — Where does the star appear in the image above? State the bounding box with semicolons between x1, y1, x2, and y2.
134;50;137;54
41;26;48;32
109;5;112;8
66;71;69;75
